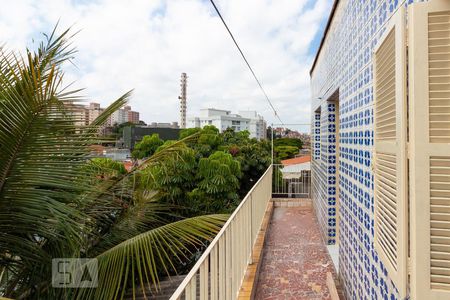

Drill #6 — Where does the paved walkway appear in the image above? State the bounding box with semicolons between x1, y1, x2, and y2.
254;206;337;300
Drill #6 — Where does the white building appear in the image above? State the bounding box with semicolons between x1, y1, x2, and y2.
187;108;266;140
238;111;267;141
111;109;128;125
148;122;180;129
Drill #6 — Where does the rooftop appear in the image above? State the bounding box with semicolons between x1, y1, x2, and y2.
281;155;311;166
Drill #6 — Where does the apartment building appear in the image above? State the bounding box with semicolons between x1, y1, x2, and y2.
111;109;128;125
124;105;140;124
65;101;89;127
64;102;140;127
310;1;450;299
188;108;267;140
87;102;104;124
238;110;267;141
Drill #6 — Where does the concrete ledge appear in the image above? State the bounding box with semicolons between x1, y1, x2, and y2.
327;272;340;300
272;198;312;208
237;200;274;300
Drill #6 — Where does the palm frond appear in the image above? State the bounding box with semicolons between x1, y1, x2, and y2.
90;91;132;128
75;214;228;300
0;26;132;297
87;196;168;256
0;28;87;267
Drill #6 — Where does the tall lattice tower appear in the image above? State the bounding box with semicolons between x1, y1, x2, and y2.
179;73;187;129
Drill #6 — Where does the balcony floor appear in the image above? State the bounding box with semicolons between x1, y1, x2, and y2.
254;204;338;299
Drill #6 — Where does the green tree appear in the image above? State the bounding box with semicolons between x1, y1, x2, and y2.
181;126;223;158
0;29;227;299
272;138;302;160
83;158;127;180
275;145;299;160
179;127;201;139
131;133;164;159
141;141;197;207
273;137;303;148
144;127;273;214
266;126;273;139
220;128;272;197
197;125;222;155
222;128;252;145
231;141;272;197
189;151;241;213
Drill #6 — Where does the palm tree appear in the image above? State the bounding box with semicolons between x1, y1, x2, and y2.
0;28;227;299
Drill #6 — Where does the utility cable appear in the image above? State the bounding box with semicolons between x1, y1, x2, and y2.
209;0;284;125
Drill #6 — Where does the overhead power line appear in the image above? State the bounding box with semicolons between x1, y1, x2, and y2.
209;0;284;125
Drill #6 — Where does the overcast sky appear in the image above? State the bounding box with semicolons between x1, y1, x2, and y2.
1;0;331;131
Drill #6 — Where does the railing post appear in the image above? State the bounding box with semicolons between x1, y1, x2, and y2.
270;164;273;197
249;194;253;264
271;124;274;165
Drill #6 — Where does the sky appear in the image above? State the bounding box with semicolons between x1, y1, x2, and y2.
1;0;332;131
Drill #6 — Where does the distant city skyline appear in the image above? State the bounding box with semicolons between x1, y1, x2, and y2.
1;0;332;128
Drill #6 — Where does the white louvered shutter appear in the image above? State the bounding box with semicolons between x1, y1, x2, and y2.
373;5;408;297
409;1;450;299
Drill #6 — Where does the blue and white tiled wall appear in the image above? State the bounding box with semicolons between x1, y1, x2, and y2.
312;102;338;245
310;0;423;299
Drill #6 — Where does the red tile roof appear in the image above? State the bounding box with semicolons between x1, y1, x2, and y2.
281;155;311;166
123;161;133;172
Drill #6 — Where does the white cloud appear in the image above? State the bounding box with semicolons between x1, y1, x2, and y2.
1;0;331;130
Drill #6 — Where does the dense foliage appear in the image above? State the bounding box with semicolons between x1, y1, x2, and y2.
273;138;302;160
273;137;303;149
131;133;164;159
132;126;272;216
183;125;223;158
189;151;241;213
228;140;272;197
141;141;197;207
83;157;127;181
274;145;300;160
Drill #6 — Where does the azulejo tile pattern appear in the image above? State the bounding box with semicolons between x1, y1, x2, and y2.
312;102;338;247
310;0;422;299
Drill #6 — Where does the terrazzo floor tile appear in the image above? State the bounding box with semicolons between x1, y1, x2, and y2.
254;206;337;300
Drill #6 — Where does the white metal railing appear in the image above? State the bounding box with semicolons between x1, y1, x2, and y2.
272;163;311;198
169;165;273;300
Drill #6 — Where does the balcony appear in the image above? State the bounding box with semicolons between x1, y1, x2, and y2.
164;165;342;300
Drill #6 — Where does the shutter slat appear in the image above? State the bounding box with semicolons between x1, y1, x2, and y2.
377;210;398;243
373;7;408;297
375;29;397;141
376;175;397;198
376;190;397;214
410;2;450;298
428;8;450;144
